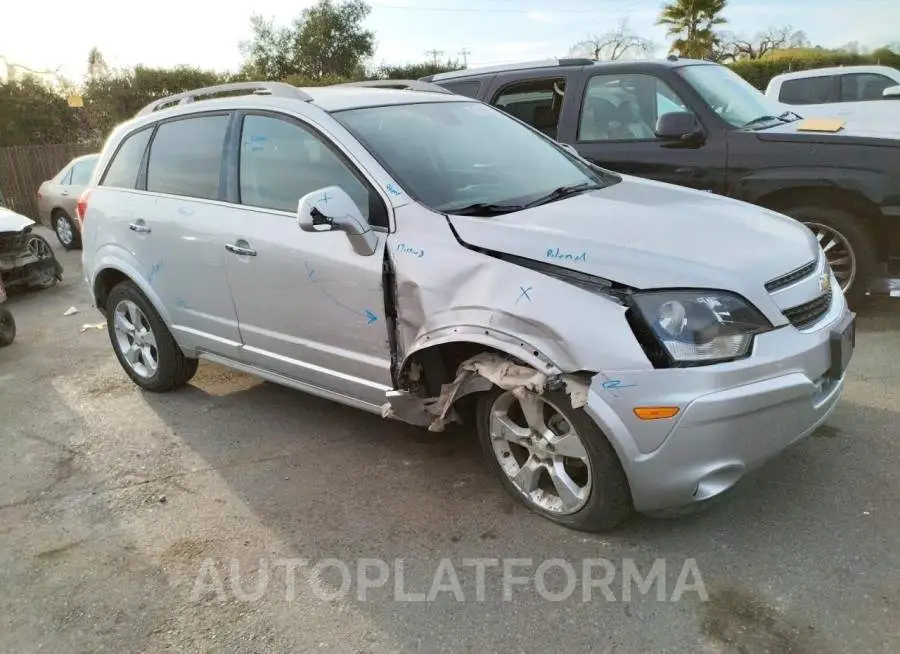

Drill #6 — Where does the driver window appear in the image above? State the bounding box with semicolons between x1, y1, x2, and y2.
239;114;379;224
579;73;692;142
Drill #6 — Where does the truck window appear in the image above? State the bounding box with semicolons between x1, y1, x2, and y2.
839;73;895;102
779;77;832;105
578;73;691;142
441;80;482;98
492;78;566;139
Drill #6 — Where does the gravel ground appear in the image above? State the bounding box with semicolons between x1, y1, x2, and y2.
1;229;898;653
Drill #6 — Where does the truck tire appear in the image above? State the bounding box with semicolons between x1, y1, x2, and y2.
783;205;877;307
0;307;15;346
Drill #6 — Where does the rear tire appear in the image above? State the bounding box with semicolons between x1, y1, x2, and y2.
106;281;198;392
0;307;15;346
476;386;633;532
781;205;877;308
52;210;81;250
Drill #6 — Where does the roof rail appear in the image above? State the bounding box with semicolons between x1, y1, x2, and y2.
135;81;314;117
330;79;454;94
421;58;596;83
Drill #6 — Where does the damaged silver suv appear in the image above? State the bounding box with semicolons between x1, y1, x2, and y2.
80;81;855;531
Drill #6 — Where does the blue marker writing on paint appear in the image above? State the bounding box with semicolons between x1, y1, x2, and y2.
397;243;424;258
386;183;402;196
601;379;637;391
546;248;587;263
516;286;532;304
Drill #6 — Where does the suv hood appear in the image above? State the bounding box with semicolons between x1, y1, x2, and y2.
447;175;819;292
0;207;34;232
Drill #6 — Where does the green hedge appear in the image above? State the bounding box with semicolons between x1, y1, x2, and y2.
728;48;900;90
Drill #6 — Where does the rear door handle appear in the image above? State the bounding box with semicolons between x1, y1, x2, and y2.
129;222;151;233
225;243;257;257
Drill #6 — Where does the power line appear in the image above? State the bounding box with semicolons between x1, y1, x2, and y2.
374;4;609;14
458;48;471;67
424;49;444;66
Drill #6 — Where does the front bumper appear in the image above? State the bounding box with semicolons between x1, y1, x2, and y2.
584;286;854;512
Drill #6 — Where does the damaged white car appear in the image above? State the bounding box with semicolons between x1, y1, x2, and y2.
0;205;63;292
80;81;856;531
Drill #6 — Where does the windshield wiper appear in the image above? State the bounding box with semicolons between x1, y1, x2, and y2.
522;182;601;209
779;110;803;122
742;114;790;129
444;202;526;217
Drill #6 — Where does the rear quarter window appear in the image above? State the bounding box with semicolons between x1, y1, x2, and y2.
101;128;152;189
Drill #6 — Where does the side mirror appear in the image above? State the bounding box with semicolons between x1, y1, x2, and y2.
882;85;900;100
655;111;704;143
297;186;379;257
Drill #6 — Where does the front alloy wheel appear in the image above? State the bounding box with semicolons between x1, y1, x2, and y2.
489;391;592;514
476;387;633;532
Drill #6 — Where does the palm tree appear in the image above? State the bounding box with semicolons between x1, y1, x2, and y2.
656;0;728;59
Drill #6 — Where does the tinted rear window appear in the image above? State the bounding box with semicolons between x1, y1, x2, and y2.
440;80;482;98
779;77;832;104
70;157;98;186
101;129;151;189
146;114;230;200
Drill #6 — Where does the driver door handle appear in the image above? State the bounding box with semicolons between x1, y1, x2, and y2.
129;222;151;233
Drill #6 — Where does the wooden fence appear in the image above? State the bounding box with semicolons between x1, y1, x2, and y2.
0;143;101;222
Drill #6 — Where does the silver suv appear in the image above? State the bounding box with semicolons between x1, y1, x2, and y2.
80;80;856;531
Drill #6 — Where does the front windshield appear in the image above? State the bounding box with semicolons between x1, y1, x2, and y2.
677;64;795;128
333;100;613;213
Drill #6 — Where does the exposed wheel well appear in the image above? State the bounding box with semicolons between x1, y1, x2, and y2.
756;186;887;262
400;342;522;427
93;268;131;315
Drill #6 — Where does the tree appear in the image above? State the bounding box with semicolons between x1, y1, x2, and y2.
717;25;810;61
81;65;223;140
569;18;654;61
657;0;728;60
375;59;464;80
241;0;376;81
0;77;81;146
87;47;109;79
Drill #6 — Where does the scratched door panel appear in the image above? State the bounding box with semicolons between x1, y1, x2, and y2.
145;195;244;357
223;205;393;405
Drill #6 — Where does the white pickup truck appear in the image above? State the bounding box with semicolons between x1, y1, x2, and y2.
765;65;900;125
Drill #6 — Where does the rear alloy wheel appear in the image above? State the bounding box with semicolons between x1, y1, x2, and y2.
783;205;877;308
53;211;81;250
0;307;15;346
477;387;633;532
106;281;199;392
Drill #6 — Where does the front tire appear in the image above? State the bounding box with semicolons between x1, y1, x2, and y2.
106;281;198;392
52;210;81;250
476;387;633;532
782;205;877;307
0;307;15;346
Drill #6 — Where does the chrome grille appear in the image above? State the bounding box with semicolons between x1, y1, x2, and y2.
765;258;817;292
783;292;832;330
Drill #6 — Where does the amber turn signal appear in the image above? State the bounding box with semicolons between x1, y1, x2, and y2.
633;406;680;420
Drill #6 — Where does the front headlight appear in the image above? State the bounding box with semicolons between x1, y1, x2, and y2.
630;290;772;366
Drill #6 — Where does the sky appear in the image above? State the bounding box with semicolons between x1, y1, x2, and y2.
1;0;898;82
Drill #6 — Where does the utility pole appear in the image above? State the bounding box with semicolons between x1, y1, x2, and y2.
458;47;471;68
424;49;444;67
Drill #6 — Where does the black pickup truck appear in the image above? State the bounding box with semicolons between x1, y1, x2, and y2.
421;57;900;305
